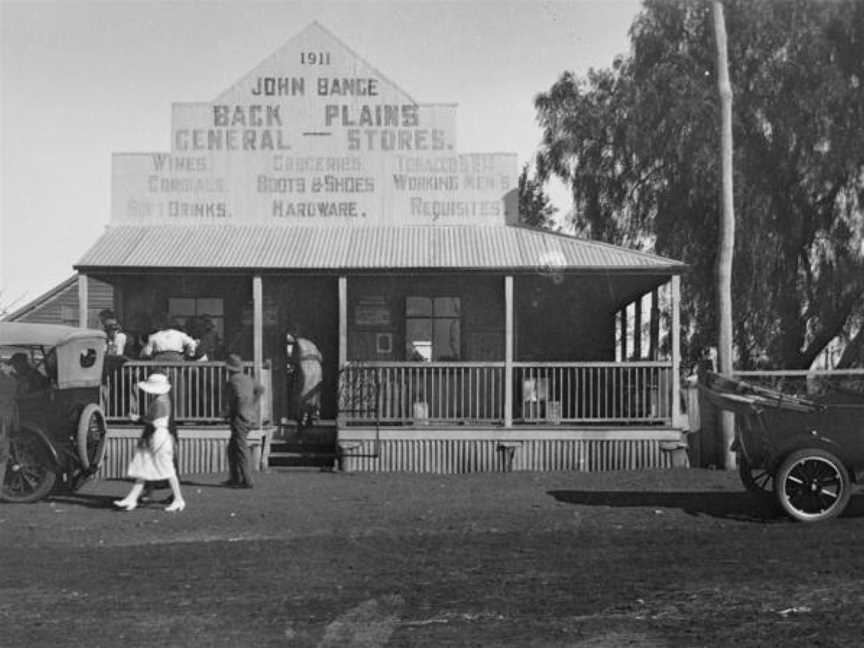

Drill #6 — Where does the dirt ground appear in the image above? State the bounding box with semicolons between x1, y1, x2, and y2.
2;466;863;647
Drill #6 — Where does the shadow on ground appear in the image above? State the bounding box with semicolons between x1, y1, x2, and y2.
548;489;864;522
45;492;118;509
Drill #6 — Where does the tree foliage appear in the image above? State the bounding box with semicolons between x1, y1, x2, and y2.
517;163;558;229
535;0;864;368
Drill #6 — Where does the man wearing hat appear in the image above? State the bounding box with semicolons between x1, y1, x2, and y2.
103;317;128;357
222;354;265;488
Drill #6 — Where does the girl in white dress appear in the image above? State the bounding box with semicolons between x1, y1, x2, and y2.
114;373;185;512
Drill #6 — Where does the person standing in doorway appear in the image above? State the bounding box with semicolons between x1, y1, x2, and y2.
221;354;264;489
285;327;323;430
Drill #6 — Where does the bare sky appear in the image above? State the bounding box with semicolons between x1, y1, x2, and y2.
0;0;641;309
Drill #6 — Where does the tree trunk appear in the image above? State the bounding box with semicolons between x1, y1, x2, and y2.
713;1;736;470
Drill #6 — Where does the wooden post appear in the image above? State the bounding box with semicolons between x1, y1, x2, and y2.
252;275;264;423
633;296;643;360
504;275;513;428
77;273;88;328
620;306;628;361
337;276;348;429
713;0;737;469
670;275;683;428
649;288;660;360
685;374;702;466
338;276;347;369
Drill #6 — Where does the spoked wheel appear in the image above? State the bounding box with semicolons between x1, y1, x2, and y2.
2;427;57;503
738;453;773;495
69;404;108;491
774;448;851;523
76;404;107;472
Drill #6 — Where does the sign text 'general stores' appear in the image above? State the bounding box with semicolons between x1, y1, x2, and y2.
112;23;517;226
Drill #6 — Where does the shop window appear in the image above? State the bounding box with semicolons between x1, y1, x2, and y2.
168;297;225;338
405;297;460;361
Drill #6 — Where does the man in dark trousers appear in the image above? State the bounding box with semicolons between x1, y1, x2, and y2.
221;353;264;488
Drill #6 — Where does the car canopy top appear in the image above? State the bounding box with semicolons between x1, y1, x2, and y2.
0;322;106;348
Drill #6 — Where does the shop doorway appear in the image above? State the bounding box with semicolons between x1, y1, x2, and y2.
270;277;339;426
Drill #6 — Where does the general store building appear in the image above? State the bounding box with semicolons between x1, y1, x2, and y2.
74;23;688;474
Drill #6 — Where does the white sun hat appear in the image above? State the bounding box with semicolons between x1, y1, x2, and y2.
137;372;171;394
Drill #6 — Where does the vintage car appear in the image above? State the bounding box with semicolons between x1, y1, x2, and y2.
701;371;864;522
0;322;110;503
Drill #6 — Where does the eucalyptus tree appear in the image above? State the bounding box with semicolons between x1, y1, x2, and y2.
517;163;558;229
535;0;864;369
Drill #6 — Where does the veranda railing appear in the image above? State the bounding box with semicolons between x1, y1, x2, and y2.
103;360;272;424
514;362;672;424
104;359;672;426
339;361;673;426
339;362;507;424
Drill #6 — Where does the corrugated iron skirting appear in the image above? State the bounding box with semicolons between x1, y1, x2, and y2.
337;438;685;473
98;428;267;480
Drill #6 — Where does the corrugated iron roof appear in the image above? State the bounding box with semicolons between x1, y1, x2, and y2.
75;225;685;273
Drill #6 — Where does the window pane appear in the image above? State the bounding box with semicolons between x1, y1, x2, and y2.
197;298;224;316
406;296;432;317
434;297;460;317
168;298;196;316
433;318;460;360
410;341;432;362
406;318;433;361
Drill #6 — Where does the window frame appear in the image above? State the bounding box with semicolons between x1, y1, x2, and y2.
404;296;461;361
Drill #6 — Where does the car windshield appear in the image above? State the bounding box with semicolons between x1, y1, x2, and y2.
0;345;52;392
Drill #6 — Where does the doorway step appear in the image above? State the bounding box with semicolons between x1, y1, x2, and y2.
267;420;337;468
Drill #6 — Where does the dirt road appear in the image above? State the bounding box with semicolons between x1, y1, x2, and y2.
2;468;863;647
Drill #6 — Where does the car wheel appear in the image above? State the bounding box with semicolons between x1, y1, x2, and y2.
738;453;773;495
76;403;107;473
1;427;58;503
774;448;851;522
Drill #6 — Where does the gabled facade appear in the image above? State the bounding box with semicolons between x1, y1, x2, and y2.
75;23;688;474
3;275;113;328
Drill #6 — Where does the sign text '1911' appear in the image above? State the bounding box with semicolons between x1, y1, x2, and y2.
300;51;331;65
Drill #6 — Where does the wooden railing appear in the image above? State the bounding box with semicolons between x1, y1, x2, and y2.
339;361;673;425
514;362;672;424
103;360;272;424
339;362;506;424
105;359;673;426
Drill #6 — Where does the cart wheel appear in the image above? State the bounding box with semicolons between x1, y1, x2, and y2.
76;404;107;474
738;453;774;495
774;448;851;522
1;427;58;503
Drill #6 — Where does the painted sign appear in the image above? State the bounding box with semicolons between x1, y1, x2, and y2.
354;297;392;327
112;23;518;226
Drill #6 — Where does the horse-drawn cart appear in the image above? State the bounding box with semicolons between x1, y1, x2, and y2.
700;371;864;522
